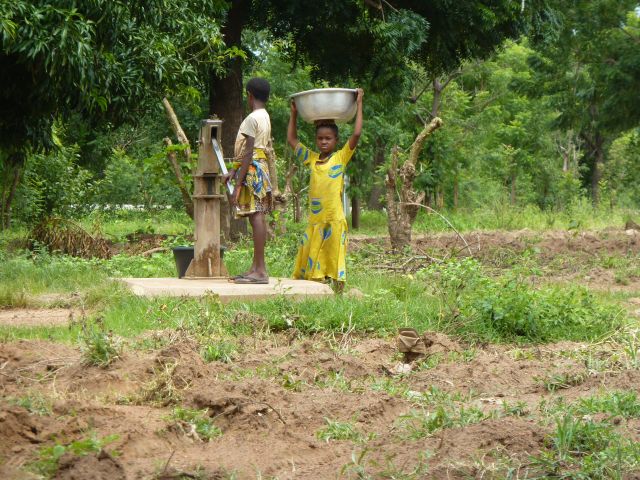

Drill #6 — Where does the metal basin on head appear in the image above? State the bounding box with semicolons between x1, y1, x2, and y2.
291;88;357;123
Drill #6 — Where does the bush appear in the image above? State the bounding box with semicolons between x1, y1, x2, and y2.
419;258;625;343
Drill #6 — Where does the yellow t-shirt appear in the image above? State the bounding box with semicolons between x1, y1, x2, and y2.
234;108;271;159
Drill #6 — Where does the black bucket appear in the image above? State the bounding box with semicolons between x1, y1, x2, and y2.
172;246;193;278
172;246;226;278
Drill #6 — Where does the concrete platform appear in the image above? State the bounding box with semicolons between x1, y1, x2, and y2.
119;277;333;302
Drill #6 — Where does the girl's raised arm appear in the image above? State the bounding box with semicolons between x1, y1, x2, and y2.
348;88;364;150
287;101;299;150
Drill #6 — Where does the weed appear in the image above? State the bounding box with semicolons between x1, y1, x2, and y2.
78;317;122;367
532;414;640;478
166;407;222;442
200;340;237;363
510;348;537;361
316;418;365;443
341;448;431;479
314;370;362;393
9;392;52;416
501;400;529;417
136;362;184;406
369;377;409;397
399;405;490;439
575;391;640;419
539;371;587;392
281;373;305;392
419;258;626;343
30;433;119;478
404;385;470;407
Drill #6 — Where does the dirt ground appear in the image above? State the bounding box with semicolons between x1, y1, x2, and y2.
1;333;639;479
1;229;639;479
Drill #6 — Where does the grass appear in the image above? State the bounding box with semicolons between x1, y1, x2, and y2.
165;407;222;442
316;418;365;443
352;202;640;236
8;392;53;416
0;238;631;349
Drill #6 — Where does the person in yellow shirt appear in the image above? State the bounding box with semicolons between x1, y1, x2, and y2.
287;88;364;287
225;78;273;284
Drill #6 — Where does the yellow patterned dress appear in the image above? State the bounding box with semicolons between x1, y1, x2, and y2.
292;141;355;282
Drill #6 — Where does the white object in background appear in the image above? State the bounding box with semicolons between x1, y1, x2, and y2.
212;138;233;195
290;88;357;124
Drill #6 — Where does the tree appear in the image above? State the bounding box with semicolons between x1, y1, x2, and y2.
528;0;639;205
0;0;231;227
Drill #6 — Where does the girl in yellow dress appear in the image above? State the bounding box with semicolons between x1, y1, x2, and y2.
287;89;364;285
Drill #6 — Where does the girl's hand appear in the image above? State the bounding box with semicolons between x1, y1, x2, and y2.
356;88;364;105
222;169;236;185
290;100;297;114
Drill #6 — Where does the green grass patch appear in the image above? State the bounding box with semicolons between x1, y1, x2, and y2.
165;407;222;442
29;433;119;479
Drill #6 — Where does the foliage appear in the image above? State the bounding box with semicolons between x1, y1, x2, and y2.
78;318;122;367
9;392;52;416
16;142;92;223
0;0;230;150
532;413;640;478
316;418;364;443
418;258;624;343
30;433;119;479
167;407;222;442
29;217;111;258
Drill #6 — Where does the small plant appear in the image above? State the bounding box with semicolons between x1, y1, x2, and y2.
30;433;119;478
9;393;52;416
399;405;489;439
200;340;237;363
281;373;305;392
575;391;640;419
316;418;364;443
78;317;122;367
341;448;431;479
314;370;358;393
136;362;183;406
540;371;587;392
166;407;222;442
501;400;529;417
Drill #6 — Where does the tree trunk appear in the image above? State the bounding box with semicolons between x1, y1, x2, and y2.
163;138;194;219
366;138;386;210
591;134;604;207
386;117;443;251
436;187;444;210
453;172;459;211
1;153;23;230
209;0;249;241
351;196;360;230
510;170;517;206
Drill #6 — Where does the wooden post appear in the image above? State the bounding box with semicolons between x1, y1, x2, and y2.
184;118;227;278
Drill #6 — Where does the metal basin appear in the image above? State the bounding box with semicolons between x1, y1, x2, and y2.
291;88;357;123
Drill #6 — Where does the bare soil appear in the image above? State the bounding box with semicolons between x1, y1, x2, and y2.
1;331;638;479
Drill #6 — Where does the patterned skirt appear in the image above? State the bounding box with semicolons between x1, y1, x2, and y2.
292;218;348;282
233;156;272;217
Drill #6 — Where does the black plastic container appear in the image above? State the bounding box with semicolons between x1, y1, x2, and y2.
171;246;226;278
